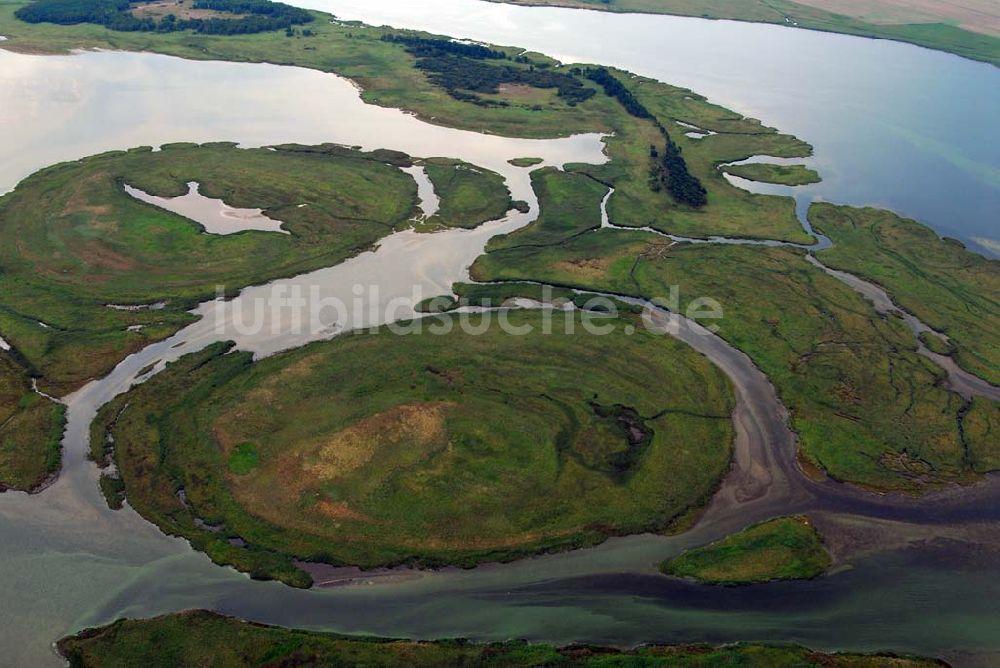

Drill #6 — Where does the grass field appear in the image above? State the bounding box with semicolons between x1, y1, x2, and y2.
0;352;64;492
482;0;1000;66
661;516;831;584
567;70;816;243
963;397;1000;473
0;142;417;395
92;311;735;584
488;168;607;250
471;231;999;492
812;202;1000;386
721;163;821;186
421;158;512;229
57;610;943;667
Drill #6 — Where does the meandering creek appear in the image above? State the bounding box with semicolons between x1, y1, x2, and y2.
1;7;999;665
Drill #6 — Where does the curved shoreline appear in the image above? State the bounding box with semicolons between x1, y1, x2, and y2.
475;0;1000;67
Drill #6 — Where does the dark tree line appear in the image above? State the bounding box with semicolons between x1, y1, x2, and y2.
587;67;706;207
381;34;506;61
15;0;313;35
385;35;595;107
584;67;652;119
651;141;708;207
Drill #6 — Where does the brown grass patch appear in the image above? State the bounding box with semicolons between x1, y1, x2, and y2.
493;83;559;104
61;172;114;218
225;402;452;538
316;500;368;521
79;240;138;271
553;256;615;281
304;402;451;482
794;0;999;36
130;0;248;21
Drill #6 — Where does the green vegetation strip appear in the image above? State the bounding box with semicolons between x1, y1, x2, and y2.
57;610;943;667
15;0;314;35
662;516;831;584
722;162;820;186
471;229;1000;492
0;352;64;492
92;311;734;585
482;0;1000;66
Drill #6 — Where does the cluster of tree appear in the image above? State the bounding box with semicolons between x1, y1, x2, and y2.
15;0;313;35
416;55;595;106
384;35;596;107
584;67;652;119
650;141;708;207
585;67;706;207
381;34;506;61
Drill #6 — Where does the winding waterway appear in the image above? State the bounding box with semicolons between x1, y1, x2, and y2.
316;0;1000;258
1;6;999;666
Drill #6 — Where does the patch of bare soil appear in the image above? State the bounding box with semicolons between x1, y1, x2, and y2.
794;0;999;36
130;0;247;21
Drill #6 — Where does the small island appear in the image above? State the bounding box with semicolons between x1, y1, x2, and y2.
56;610;943;667
722;162;821;186
661;516;831;585
509;156;545;167
420;157;512;228
92;312;735;586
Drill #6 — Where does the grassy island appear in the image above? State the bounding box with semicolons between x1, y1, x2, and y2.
92;311;734;585
488;168;608;250
661;516;831;585
420;158;512;228
722;163;821;186
0;142;423;396
57;611;944;667
509;157;545;167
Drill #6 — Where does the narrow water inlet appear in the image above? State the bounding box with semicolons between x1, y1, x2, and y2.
400;165;441;220
124;182;289;235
